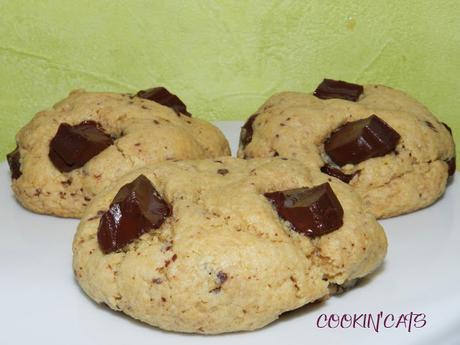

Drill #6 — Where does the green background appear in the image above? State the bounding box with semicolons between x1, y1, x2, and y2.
1;0;459;162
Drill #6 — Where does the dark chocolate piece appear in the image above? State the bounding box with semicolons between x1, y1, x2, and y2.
314;79;364;102
442;122;453;135
442;122;455;175
6;146;22;179
97;175;172;254
425;121;437;132
320;164;356;183
152;278;163;284
217;168;229;176
216;271;228;284
324;115;400;166
49;121;113;172
210;271;228;293
136;87;191;117
265;183;343;237
446;157;456;176
239;114;258;148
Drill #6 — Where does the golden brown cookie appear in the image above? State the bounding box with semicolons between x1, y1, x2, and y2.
238;79;456;218
73;157;387;334
7;88;230;217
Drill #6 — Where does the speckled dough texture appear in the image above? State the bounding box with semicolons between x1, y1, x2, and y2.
238;85;456;218
73;157;387;334
10;90;230;218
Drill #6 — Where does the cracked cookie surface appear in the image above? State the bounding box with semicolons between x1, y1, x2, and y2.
73;157;387;334
9;90;230;218
238;85;455;218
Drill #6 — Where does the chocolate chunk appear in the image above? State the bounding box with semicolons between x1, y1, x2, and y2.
425;121;437;132
442;122;453;135
239;114;258;148
265;183;343;237
152;278;163;284
136;87;191;117
441;125;455;175
97;175;172;254
6;146;22;179
324;115;400;166
216;271;228;284
49;121;113;172
446;157;456;176
217;168;229;176
320;164;356;183
314;79;364;102
210;271;228;293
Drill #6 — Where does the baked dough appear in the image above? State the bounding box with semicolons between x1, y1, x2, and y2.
73;157;387;334
8;89;230;217
238;84;455;218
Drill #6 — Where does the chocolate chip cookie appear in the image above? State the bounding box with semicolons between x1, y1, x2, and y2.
73;157;387;334
238;79;456;218
7;87;230;217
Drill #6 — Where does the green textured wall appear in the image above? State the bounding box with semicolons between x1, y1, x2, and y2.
1;0;459;161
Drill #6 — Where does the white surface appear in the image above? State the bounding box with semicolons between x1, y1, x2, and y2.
1;121;459;345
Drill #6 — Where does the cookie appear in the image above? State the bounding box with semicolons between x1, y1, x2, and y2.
6;87;230;218
238;79;456;218
73;157;387;334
